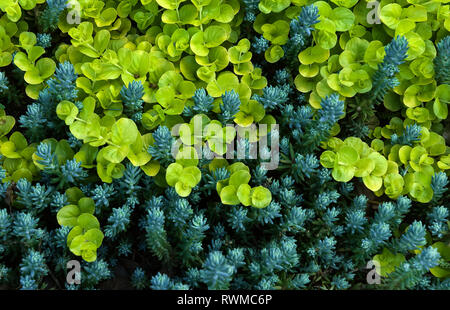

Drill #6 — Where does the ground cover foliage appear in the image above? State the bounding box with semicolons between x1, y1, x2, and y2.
0;0;449;290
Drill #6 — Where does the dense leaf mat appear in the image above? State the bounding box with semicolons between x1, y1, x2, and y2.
0;0;449;290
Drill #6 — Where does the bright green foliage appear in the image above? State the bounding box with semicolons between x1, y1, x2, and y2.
13;31;56;97
321;137;405;200
0;0;44;23
166;162;201;197
56;97;152;182
50;0;274;205
373;236;450;282
215;162;272;208
0;118;39;182
0;111;15;138
56;100;79;125
228;39;254;75
322;131;448;203
175;114;236;155
373;248;406;277
259;0;291;14
0;19;16;67
57;190;104;262
430;242;450;278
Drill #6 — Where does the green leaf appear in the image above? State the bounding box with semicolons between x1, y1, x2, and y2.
95;7;117;27
354;158;375;178
332;164;355;182
183;166;201;184
68;22;94;45
155;86;175;108
220;185;240;205
433;85;449;120
180;55;200;81
176;146;199;167
373;248;405;277
410;182;433;203
77;213;100;230
93;30;110;54
103;145;129;163
1;141;19;158
384;173;404;199
0;51;12;67
13;52;32;71
69;114;101;141
337;145;359;166
24;58;56;84
330;7;355;32
56;101;79;125
179;172;197;188
27;46;45;63
156;0;184;10
78;197;95;214
251;186;272;208
3;3;21;22
215;3;234;23
68;235;85;256
106;162;125;180
0;115;15;138
11;168;33;182
141;160;161;177
404;32;425;61
229;170;251;188
320;151;336;168
398;145;412;165
258;0;290;13
191;0;211;8
380;3;402;29
363;175;383;192
207;71;239;97
384;92;403;112
111;118;139;146
368;152;388;176
261;20;290;45
410;146;427;163
203;25;228;47
404;5;427;22
66;187;84;204
264;45;284;63
316;29;337;50
395;20;415;38
74;144;98;168
166;162;183;186
175;179;193;197
190;31;209;56
67;226;83;246
84;228;104;248
19;32;36;51
330;0;358;8
57;205;81;227
9;132;26;151
236;184;251;206
81;248;97;262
